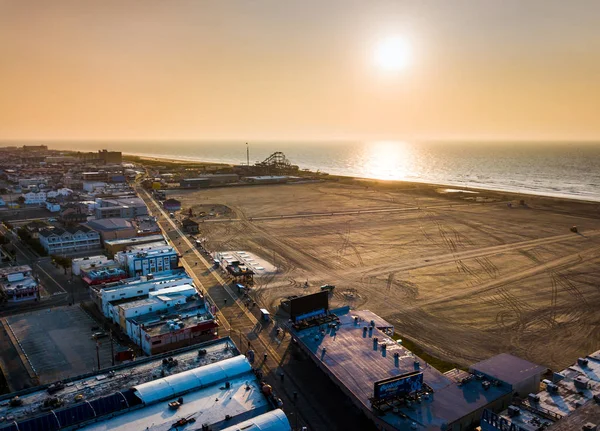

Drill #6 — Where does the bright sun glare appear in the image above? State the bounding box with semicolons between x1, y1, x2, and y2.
374;36;411;71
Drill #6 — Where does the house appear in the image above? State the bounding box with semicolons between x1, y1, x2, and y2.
21;190;47;205
45;199;61;213
46;187;73;198
38;225;101;255
162;198;181;212
182;218;199;234
86;218;137;242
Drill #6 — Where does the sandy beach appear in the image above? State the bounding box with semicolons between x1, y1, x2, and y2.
163;174;600;371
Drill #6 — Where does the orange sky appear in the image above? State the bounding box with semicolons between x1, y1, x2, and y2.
1;0;599;141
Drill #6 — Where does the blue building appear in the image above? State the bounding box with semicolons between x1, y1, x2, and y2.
115;246;179;277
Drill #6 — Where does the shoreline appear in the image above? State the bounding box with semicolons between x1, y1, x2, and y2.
124;152;600;205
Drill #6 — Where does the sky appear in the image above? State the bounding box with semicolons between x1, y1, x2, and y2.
1;0;599;141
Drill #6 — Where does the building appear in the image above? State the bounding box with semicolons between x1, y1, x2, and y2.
75;149;122;164
287;293;542;431
113;290;193;328
82;267;128;285
46;188;73;198
132;216;161;236
98;149;122;164
180;173;239;188
71;255;109;275
90;270;191;318
87;218;137;242
95;197;148;219
162;198;181;212
245;175;290;184
103;234;167;256
0;339;291;431
82;180;107;192
115;245;179;277
23;220;50;239
181;218;199;233
20;190;46;204
38;225;101;255
481;349;600;431
0;265;39;302
45;199;61;212
123;287;217;354
22;144;48;151
59;204;89;225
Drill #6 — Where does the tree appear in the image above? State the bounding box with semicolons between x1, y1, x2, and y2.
51;255;73;275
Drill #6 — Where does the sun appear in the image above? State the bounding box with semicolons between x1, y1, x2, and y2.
374;36;412;72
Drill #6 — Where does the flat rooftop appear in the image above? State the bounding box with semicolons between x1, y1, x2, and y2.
0;338;239;424
471;353;546;387
291;308;512;430
490;349;600;430
103;234;165;246
95;270;189;293
0;265;32;278
143;311;215;337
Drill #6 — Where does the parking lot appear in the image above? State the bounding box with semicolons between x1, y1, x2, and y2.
5;306;122;384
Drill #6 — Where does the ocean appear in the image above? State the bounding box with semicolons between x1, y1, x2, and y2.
51;140;600;202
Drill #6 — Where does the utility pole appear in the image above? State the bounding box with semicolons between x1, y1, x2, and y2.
96;341;100;370
246;143;250;166
110;329;115;366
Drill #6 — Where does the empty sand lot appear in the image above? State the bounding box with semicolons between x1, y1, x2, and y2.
173;181;600;370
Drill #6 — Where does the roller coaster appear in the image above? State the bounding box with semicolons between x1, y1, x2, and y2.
255;152;299;174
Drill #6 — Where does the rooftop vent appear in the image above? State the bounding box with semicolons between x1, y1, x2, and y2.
578;358;589;367
508;406;520;417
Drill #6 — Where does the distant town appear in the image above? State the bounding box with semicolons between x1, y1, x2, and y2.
0;144;598;431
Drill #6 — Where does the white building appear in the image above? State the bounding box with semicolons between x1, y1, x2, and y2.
45;201;61;212
21;190;47;205
115;294;187;329
38;226;101;255
71;255;110;276
46;188;73;198
90;271;193;318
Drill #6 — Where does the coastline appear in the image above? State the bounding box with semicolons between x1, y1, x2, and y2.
124;152;600;206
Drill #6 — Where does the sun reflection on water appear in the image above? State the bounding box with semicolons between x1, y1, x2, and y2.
360;141;414;180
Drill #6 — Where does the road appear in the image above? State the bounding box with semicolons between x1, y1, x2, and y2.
138;186;370;431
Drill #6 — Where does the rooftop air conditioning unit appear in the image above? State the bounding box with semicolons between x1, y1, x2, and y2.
508;406;520;417
578;358;589;367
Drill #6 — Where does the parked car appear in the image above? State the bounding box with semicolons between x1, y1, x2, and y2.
91;332;108;340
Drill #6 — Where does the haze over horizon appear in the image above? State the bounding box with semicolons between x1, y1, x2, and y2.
1;0;600;141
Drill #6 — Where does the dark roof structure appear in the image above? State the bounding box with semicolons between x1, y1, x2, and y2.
87;218;133;232
470;353;547;387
